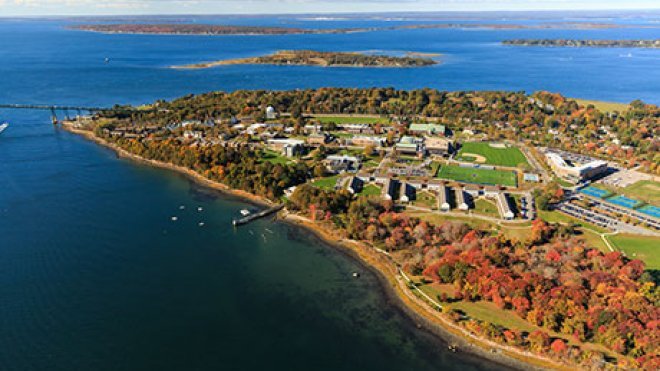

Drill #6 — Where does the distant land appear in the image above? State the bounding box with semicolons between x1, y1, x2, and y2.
69;22;640;36
503;39;660;48
172;50;439;69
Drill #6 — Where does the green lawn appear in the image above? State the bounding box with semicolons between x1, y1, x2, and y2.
260;149;291;165
456;142;529;168
607;234;660;270
359;184;381;196
314;116;388;124
473;198;499;217
622;180;660;205
413;191;437;209
437;165;517;187
312;175;340;190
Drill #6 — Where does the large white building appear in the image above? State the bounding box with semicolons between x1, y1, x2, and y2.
545;152;608;183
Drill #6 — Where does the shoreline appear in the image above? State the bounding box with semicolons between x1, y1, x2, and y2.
63;123;566;370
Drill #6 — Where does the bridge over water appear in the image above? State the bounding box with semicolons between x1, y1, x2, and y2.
0;104;152;124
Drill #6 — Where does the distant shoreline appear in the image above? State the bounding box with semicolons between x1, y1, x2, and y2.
503;39;660;48
69;22;642;37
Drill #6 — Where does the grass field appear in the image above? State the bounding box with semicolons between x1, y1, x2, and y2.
473;199;499;217
312;175;340;190
359;184;381;196
437;165;517;187
456;142;529;167
313;116;388;124
413;191;437;209
260;149;291;165
607;234;660;270
574;99;630;113
622;180;660;205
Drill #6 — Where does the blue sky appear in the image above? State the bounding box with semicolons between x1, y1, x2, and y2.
0;0;658;16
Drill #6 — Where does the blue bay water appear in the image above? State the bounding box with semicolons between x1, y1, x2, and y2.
0;13;659;371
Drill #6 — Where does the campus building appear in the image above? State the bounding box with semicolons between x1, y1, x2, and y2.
545;152;608;183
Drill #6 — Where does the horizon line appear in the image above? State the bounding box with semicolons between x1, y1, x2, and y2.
2;8;660;19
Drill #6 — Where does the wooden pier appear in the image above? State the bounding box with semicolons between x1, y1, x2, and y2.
232;204;284;227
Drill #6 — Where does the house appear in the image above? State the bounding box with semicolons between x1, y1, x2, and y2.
399;182;415;203
409;123;446;136
347;176;364;194
496;193;515;220
456;188;469;211
438;184;450;211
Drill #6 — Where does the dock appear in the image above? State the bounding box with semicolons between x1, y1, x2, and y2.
232;204;284;226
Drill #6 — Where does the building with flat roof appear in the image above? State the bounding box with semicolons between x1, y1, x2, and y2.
382;178;399;201
424;137;453;156
399;182;415;203
409;123;446;136
545;152;608;183
438;184;450;211
496;193;515;220
456;188;469;211
395;136;423;155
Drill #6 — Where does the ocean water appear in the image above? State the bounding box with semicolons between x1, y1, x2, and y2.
0;12;659;371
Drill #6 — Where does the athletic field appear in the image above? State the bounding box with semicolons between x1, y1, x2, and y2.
437;165;517;187
456;142;529;167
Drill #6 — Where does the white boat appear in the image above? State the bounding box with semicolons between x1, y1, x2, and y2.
240;209;251;217
0;122;8;135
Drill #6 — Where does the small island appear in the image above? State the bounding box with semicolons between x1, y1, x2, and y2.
172;50;439;69
503;39;660;48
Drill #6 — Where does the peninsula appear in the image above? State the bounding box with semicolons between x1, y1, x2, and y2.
503;39;660;48
63;88;659;371
172;50;438;69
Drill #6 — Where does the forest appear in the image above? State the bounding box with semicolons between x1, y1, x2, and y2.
286;192;659;369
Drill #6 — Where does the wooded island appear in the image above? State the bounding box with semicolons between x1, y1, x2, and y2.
173;50;438;69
